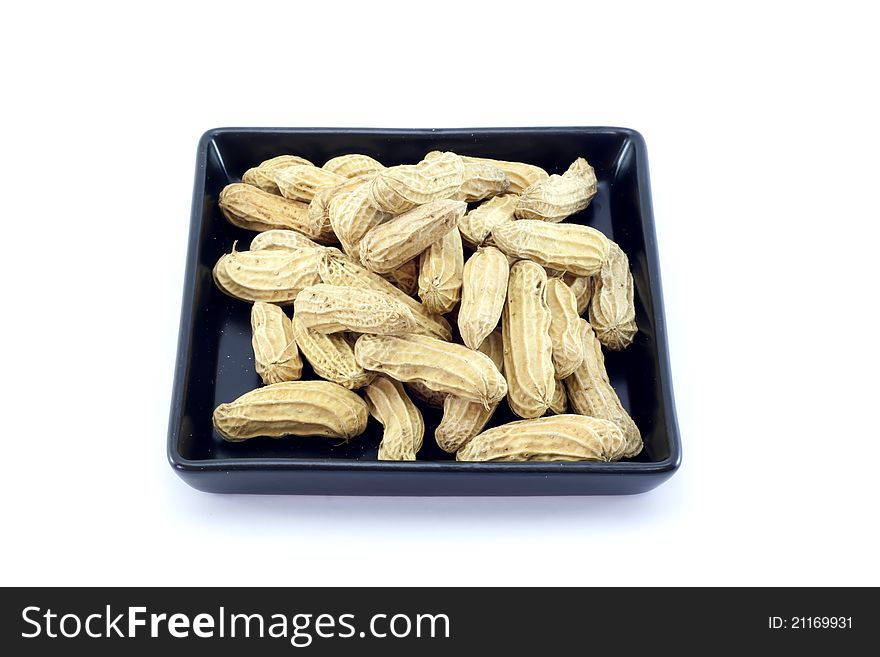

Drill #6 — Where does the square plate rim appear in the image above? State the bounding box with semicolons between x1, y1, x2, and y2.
167;126;681;480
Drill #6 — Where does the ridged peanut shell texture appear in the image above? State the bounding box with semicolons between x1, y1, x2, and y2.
502;261;555;418
435;331;504;453
589;241;638;350
251;302;303;384
456;415;626;462
354;334;507;407
562;157;599;202
381;259;419;296
564;273;593;315
213;247;321;304
212;381;368;442
359;199;466;274
418;227;464;314
307;175;373;242
458;194;518;247
364;376;424;461
242;155;314;194
492;220;610;277
328;179;392;261
458;160;510;201
323;154;385;179
250;229;322;253
458;246;509;350
545;277;585;379
293;284;417;335
291;316;374;389
369;152;465;213
405;381;447;409
515;174;594;223
564;320;642;457
461;156;548;194
548;379;569;415
274;165;347;203
219;183;322;240
318;249;451;341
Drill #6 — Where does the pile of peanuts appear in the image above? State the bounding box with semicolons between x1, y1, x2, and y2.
211;150;641;462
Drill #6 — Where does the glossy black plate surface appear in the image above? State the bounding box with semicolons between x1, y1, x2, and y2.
168;127;680;495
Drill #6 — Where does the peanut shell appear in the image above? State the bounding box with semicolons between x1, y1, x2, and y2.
212;381;368;442
456;414;626;462
251;302;303;384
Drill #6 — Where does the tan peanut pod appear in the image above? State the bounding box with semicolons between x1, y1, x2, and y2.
418;227;464;314
548;379;568;415
588;241;637;350
369;152;465;213
435;331;504;453
359;199;466;274
213;246;321;304
564;320;642;458
405;382;446;409
458;160;510;202
457;194;518;247
515;174;593;223
212;381;368;442
307;174;373;245
323;154;385;179
380;258;418;295
564;273;593;315
545;278;585;379
219;183;324;240
477;327;504;366
250;229;322;252
251;302;303;385
364;376;424;461
291;316;375;389
293;283;417;335
274;165;347;203
242;168;278;194
502;261;554;418
318;249;452;341
328;179;393;261
354;334;507;407
242;155;314;194
562;157;598;203
458;246;509;350
456;414;626;462
460;156;549;194
492;220;610;277
307;185;337;239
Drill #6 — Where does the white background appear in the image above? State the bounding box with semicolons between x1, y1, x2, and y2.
1;1;877;587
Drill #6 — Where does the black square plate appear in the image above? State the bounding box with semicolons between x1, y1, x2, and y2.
168;127;681;495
